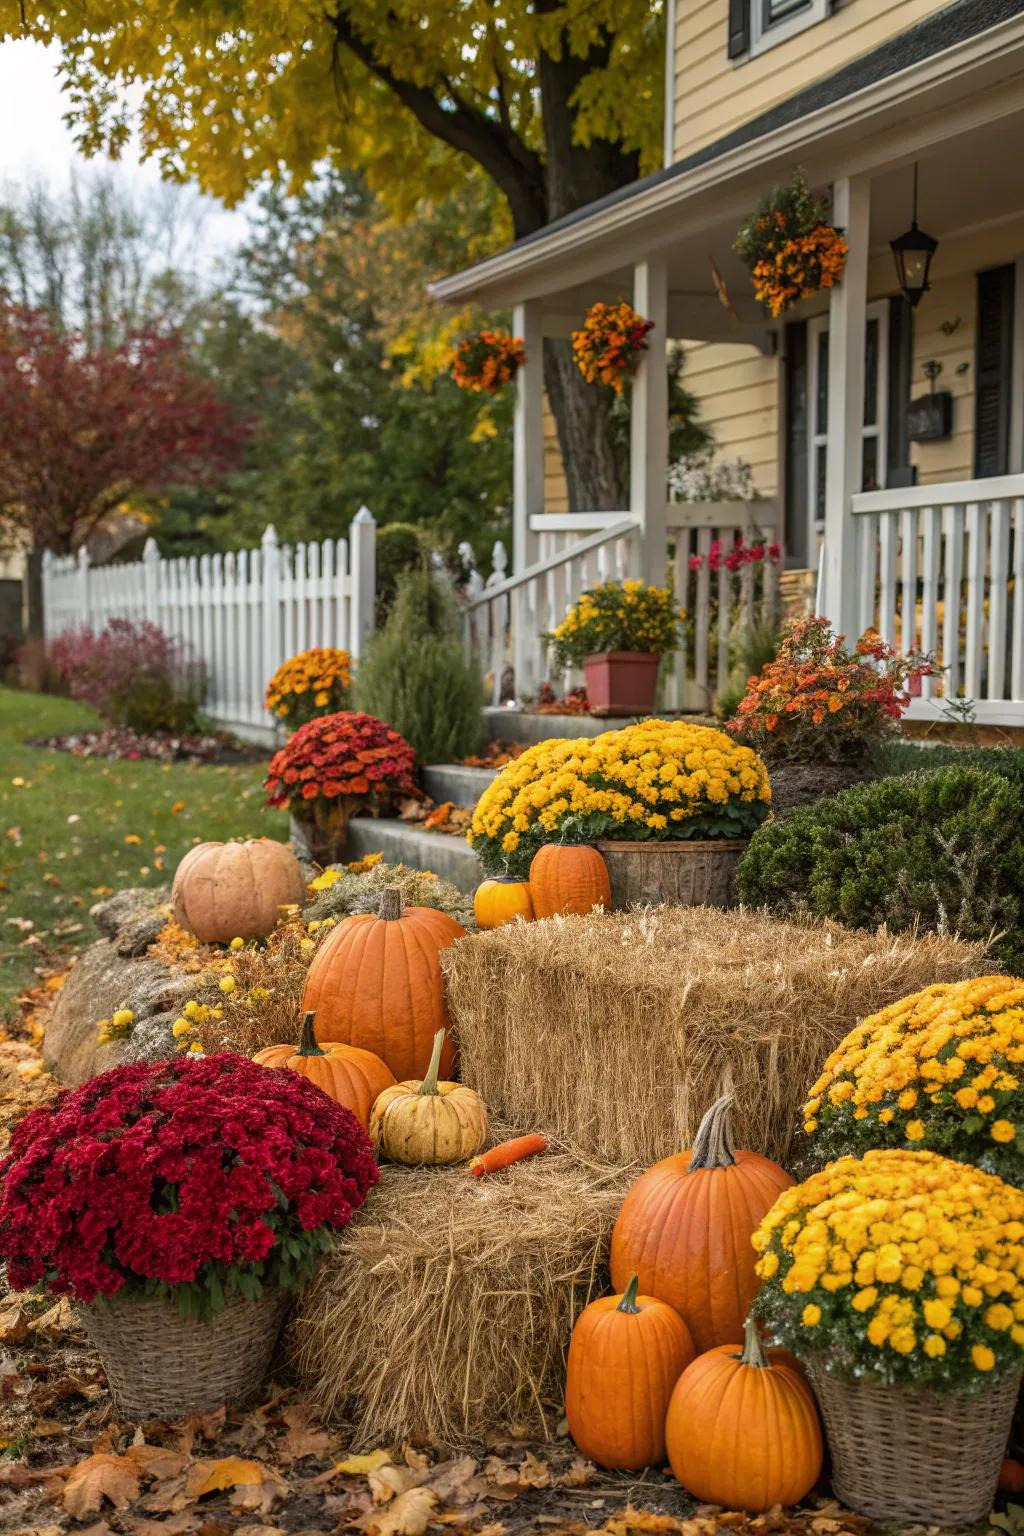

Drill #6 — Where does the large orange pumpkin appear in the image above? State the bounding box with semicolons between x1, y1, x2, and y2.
565;1274;694;1470
528;844;610;918
253;1009;395;1129
300;888;466;1082
665;1316;822;1511
172;838;306;943
610;1094;793;1353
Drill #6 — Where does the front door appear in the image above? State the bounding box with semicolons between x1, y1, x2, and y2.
807;301;890;552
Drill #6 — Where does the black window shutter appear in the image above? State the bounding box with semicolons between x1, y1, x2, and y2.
886;294;915;485
728;0;751;57
975;264;1014;477
784;320;809;567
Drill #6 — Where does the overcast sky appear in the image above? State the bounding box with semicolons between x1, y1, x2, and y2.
0;37;249;257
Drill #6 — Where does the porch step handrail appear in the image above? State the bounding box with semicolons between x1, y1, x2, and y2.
527;511;631;534
464;516;639;609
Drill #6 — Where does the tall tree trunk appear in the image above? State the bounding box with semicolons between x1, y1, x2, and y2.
543;340;629;511
533;23;641;513
24;544;44;643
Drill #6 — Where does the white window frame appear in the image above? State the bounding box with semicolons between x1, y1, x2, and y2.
808;300;890;553
750;0;829;57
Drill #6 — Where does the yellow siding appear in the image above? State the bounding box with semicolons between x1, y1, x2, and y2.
681;340;780;495
673;0;950;159
542;398;569;512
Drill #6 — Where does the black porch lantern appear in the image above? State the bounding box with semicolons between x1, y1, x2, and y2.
890;163;938;308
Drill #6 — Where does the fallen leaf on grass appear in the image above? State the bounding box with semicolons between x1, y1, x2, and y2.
279;1403;332;1461
368;1462;428;1504
354;1486;437;1536
63;1453;141;1517
335;1449;393;1476
125;1443;189;1480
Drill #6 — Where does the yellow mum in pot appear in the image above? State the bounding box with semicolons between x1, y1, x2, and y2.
467;719;770;878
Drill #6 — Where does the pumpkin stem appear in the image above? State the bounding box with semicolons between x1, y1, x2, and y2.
688;1093;737;1170
419;1028;447;1096
616;1274;642;1315
378;887;404;922
739;1315;770;1369
296;1010;325;1058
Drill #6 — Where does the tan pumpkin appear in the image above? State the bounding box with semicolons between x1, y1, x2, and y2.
369;1028;487;1164
300;888;466;1082
253;1009;395;1129
565;1274;695;1470
172;838;305;943
665;1316;823;1511
610;1093;793;1353
474;876;534;930
528;843;610;919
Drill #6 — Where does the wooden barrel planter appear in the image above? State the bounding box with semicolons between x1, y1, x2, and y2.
596;838;747;910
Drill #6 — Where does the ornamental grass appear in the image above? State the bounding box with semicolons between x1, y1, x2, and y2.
442;906;990;1167
752;1148;1024;1390
467;720;772;878
288;1135;630;1446
803;976;1024;1183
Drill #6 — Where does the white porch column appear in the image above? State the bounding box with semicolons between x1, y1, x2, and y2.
630;256;669;584
821;174;870;637
512;299;544;576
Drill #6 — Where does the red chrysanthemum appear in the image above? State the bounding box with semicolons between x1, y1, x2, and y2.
263;711;417;812
0;1053;378;1307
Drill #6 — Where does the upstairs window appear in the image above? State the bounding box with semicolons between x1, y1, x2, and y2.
729;0;830;60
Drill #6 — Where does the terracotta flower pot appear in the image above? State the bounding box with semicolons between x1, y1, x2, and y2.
584;651;660;716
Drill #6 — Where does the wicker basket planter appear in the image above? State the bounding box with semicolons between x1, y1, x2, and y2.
83;1288;292;1419
596;838;746;910
289;806;350;867
805;1362;1021;1526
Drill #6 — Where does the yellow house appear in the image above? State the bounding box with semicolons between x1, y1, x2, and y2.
435;0;1024;724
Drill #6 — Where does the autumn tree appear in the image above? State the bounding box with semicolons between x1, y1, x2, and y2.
0;2;665;512
0;304;244;631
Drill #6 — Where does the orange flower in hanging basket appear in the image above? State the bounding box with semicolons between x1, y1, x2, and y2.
735;170;848;318
451;329;525;394
571;300;654;394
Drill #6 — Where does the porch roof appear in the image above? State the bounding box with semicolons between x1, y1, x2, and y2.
430;0;1024;341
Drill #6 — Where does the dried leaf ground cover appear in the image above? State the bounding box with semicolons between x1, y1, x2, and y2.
0;688;283;1021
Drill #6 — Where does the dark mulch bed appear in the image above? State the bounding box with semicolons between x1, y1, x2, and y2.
768;760;879;812
27;726;266;765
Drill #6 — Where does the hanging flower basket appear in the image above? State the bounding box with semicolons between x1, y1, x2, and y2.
734;170;848;319
571;301;654;393
451;329;525;393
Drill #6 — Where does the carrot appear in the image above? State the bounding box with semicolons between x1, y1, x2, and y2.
470;1134;547;1178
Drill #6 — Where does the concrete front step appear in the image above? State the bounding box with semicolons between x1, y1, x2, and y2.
423;763;497;809
483;707;716;744
347;816;480;893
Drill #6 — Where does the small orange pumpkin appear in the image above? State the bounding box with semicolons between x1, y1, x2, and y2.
665;1316;823;1511
565;1273;694;1470
300;888;466;1082
253;1010;395;1129
474;876;534;930
528;844;610;919
610;1093;793;1353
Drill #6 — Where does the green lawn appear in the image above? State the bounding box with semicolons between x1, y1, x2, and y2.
0;688;287;1020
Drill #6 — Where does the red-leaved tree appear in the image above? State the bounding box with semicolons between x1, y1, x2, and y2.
0;303;245;631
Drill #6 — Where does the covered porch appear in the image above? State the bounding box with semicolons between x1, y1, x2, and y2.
435;5;1024;723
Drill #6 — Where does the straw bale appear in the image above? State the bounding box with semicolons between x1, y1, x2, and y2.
288;1140;629;1447
443;907;990;1167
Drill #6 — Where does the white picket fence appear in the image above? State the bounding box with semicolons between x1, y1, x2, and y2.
42;512;377;743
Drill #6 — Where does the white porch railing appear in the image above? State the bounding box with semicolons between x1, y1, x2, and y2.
42;512;377;743
465;501;781;712
852;474;1024;727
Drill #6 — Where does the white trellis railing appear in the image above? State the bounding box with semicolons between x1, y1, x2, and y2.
463;501;780;710
41;511;377;742
852;474;1024;727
